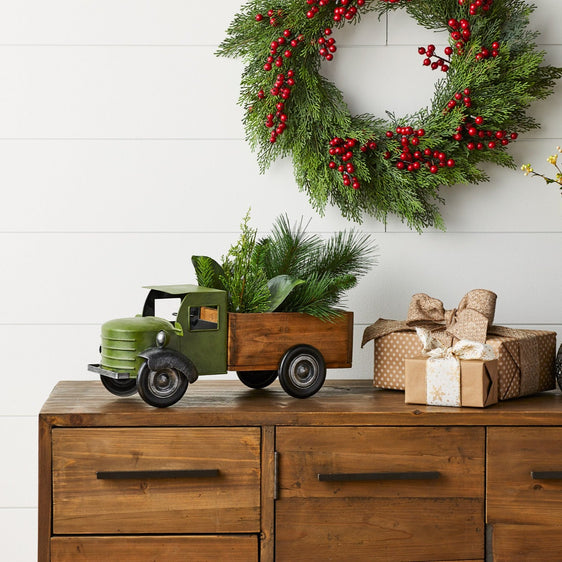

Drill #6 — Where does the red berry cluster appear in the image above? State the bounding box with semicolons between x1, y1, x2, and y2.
445;88;473;111
305;0;329;19
328;137;371;190
459;0;494;15
384;127;455;173
317;28;336;61
452;116;518;150
306;0;366;21
333;0;365;22
448;18;471;55
476;41;500;61
263;29;303;71
419;44;450;72
255;8;282;26
263;70;295;144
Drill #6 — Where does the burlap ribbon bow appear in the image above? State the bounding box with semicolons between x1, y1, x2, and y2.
362;289;497;348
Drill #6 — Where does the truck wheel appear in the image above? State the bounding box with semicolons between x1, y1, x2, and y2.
278;345;326;399
237;370;278;389
100;376;137;397
136;362;188;408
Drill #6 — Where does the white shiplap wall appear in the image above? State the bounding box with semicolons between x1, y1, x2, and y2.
1;2;561;559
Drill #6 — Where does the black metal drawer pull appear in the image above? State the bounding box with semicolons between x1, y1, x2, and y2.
96;469;220;480
531;471;562;480
317;471;440;482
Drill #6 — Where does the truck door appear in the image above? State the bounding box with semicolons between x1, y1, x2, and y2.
177;289;228;375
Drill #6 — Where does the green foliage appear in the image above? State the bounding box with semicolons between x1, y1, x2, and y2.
191;212;377;319
217;0;562;231
219;210;272;313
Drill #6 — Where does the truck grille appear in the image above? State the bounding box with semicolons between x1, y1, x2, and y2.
101;336;137;372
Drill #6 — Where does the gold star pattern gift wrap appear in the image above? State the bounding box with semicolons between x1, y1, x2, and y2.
405;330;499;408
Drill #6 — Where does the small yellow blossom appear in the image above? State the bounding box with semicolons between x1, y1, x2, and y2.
547;154;558;165
521;163;533;175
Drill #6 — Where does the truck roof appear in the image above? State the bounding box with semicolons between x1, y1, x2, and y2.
143;284;226;296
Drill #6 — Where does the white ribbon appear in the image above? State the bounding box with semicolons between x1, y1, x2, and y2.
416;328;497;407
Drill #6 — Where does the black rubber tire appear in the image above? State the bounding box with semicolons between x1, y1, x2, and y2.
278;345;326;399
100;375;138;397
237;370;278;389
136;361;188;408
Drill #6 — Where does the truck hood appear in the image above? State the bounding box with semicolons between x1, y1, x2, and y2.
102;316;175;338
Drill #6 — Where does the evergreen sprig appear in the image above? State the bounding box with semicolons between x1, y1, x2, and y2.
217;0;561;231
192;212;377;319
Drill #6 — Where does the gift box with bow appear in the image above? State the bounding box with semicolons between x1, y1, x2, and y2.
404;328;499;408
362;290;556;400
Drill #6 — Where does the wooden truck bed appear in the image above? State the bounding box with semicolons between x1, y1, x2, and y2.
227;311;353;372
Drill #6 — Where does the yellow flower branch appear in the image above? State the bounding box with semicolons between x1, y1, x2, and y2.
521;146;562;193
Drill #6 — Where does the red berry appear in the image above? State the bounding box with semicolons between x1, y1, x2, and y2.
510;132;518;140
255;14;263;22
447;159;455;167
475;116;484;125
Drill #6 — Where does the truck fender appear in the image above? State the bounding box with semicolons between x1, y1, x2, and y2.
138;347;199;384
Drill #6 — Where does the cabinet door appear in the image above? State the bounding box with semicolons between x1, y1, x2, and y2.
50;535;258;562
52;427;260;534
276;426;485;561
488;427;562;560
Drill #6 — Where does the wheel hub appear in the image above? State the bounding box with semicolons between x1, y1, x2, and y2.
148;368;180;397
289;355;319;389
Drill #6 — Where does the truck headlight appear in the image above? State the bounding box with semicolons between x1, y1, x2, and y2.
156;331;168;347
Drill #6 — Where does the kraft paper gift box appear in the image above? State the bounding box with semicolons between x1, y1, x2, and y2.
362;290;556;400
405;356;499;408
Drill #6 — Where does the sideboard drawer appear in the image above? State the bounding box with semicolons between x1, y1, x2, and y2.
52;427;260;534
276;426;485;561
50;535;258;561
488;427;562;525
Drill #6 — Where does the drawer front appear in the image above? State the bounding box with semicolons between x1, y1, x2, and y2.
491;524;562;561
52;427;260;534
50;535;258;561
276;426;485;561
488;427;562;525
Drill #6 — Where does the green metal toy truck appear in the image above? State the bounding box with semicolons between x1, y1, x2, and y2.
89;284;353;407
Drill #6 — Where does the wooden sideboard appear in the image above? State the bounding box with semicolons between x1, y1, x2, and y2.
39;380;562;561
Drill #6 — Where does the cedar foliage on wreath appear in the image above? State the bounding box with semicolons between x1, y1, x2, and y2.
217;0;561;231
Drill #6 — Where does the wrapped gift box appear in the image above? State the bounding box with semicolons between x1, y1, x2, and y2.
405;356;499;408
364;324;556;400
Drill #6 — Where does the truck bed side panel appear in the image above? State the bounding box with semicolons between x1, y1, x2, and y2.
227;311;353;371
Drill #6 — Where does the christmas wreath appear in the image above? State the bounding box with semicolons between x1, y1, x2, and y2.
217;0;561;230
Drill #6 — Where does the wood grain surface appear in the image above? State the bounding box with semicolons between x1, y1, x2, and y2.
227;311;353;371
50;535;258;562
52;427;260;534
487;427;562;525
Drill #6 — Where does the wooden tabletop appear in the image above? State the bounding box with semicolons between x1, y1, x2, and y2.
40;379;562;427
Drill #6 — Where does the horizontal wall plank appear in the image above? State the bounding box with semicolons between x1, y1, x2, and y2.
1;46;559;140
0;233;559;326
0;139;559;233
0;46;244;139
0;140;386;233
0;1;386;46
0;508;37;562
0;418;37;507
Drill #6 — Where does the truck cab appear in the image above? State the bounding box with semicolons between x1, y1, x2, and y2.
89;285;228;407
